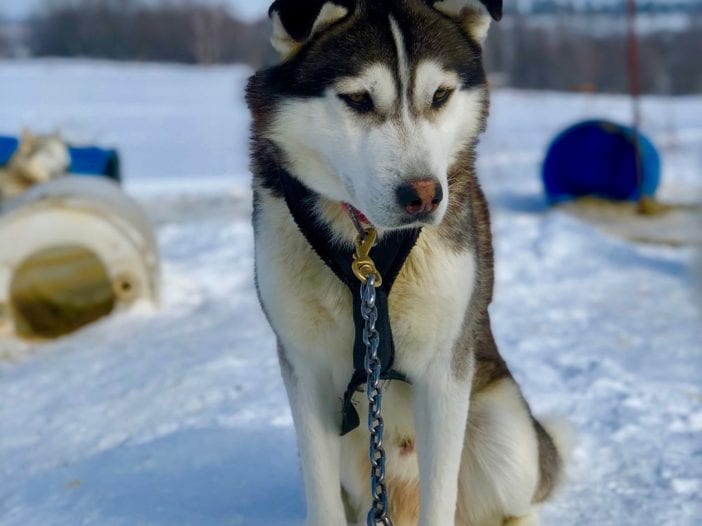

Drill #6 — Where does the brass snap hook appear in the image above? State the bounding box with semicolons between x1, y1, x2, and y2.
352;228;383;287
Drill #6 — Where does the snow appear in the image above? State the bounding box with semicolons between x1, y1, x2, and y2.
1;60;701;525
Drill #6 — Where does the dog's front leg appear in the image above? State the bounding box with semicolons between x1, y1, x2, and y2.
412;352;472;526
280;347;347;526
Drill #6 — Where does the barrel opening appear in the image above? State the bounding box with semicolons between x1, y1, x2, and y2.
9;245;116;339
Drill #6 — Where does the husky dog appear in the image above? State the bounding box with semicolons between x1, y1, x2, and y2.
247;1;568;524
0;130;70;202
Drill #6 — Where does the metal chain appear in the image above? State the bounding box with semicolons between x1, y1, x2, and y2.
361;273;393;526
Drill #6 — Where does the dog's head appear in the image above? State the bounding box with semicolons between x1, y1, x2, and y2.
248;0;501;230
9;130;70;183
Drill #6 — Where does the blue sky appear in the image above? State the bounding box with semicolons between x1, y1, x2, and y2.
1;0;268;21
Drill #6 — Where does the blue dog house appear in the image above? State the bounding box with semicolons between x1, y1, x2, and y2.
542;120;660;204
0;135;121;182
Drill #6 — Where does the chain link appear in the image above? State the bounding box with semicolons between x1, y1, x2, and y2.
361;273;393;526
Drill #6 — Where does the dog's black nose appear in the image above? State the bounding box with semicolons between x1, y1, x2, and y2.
396;178;443;216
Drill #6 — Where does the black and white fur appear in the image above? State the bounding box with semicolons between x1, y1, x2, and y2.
247;1;568;524
0;130;69;201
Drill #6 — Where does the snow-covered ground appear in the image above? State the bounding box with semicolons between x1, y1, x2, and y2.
1;60;700;525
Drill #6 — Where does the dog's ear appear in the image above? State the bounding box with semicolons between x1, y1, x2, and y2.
269;0;354;60
428;0;502;42
19;128;36;153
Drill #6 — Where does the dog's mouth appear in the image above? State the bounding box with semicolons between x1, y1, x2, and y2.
341;202;441;233
342;177;446;231
341;203;372;230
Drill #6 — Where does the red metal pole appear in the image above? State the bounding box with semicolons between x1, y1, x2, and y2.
627;0;642;125
626;0;645;208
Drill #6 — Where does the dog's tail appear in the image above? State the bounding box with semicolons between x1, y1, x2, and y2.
532;415;576;503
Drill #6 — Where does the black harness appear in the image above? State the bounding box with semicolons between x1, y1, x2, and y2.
279;169;421;435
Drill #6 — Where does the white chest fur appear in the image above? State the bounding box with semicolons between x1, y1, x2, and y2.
255;192;476;388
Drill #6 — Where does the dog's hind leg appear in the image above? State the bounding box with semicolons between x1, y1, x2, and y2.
277;343;347;526
457;378;549;526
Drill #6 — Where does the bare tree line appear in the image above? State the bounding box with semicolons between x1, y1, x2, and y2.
7;0;701;94
485;14;702;94
27;0;270;65
0;29;9;58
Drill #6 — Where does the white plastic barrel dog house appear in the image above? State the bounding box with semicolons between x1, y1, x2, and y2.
0;177;159;339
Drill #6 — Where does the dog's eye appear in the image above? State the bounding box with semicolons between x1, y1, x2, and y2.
432;87;454;109
338;92;374;113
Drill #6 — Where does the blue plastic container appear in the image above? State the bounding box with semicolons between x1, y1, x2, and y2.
542;120;660;204
0;135;121;182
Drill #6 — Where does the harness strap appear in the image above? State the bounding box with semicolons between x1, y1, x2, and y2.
278;169;421;435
